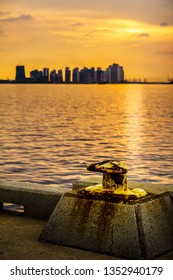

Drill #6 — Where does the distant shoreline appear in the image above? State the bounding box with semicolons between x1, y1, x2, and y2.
0;80;172;85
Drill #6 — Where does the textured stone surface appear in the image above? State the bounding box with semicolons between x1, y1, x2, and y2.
40;193;143;258
40;193;141;258
40;191;173;259
137;193;173;259
0;213;117;260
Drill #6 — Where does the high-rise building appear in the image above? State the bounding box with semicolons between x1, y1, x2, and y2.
118;66;124;82
50;70;58;83
43;68;49;82
102;71;107;83
106;65;111;83
79;68;86;83
110;63;119;83
106;63;124;83
15;65;25;81
72;67;79;83
65;67;71;83
30;69;39;81
79;67;95;83
58;69;63;83
96;67;103;83
90;67;95;83
30;69;47;82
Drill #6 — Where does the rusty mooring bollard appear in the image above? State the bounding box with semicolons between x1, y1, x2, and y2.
86;160;148;198
87;160;128;191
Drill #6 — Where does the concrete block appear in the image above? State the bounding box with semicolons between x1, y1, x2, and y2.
0;188;60;219
72;177;101;190
137;193;173;259
40;191;173;259
40;192;142;258
0;180;67;219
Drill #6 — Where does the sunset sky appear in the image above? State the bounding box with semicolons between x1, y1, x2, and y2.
0;0;173;81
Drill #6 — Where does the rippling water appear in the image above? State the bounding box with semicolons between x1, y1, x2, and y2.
0;84;173;188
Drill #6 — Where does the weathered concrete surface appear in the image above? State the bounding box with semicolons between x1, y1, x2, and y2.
40;191;173;259
40;193;142;259
0;212;173;260
0;213;117;260
72;177;101;189
137;193;173;259
0;179;69;220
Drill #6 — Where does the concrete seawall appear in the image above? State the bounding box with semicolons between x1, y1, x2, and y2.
1;177;173;220
0;178;173;259
0;179;70;219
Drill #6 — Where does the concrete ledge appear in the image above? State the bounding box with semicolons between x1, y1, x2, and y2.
0;179;69;220
72;176;173;194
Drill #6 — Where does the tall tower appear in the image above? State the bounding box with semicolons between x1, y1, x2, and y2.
58;69;63;83
72;67;79;83
117;66;124;82
65;67;71;83
15;65;25;81
43;68;49;82
110;63;119;83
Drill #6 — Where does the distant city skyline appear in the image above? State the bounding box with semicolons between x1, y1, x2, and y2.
15;63;125;84
0;1;173;82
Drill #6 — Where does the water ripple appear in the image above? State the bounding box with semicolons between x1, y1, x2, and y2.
0;84;173;188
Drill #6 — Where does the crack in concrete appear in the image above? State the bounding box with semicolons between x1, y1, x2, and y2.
134;204;148;259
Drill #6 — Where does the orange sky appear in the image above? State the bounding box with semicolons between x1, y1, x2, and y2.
0;0;173;81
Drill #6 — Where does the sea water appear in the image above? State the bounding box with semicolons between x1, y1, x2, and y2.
0;84;173;188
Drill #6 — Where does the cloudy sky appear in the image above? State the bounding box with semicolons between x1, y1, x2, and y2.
0;0;173;81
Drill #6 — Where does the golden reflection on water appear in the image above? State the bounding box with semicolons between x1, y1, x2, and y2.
124;87;145;164
0;84;173;188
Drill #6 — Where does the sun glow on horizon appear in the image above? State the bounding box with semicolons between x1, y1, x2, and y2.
0;1;173;82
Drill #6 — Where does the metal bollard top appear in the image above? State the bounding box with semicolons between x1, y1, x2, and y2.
87;160;128;174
